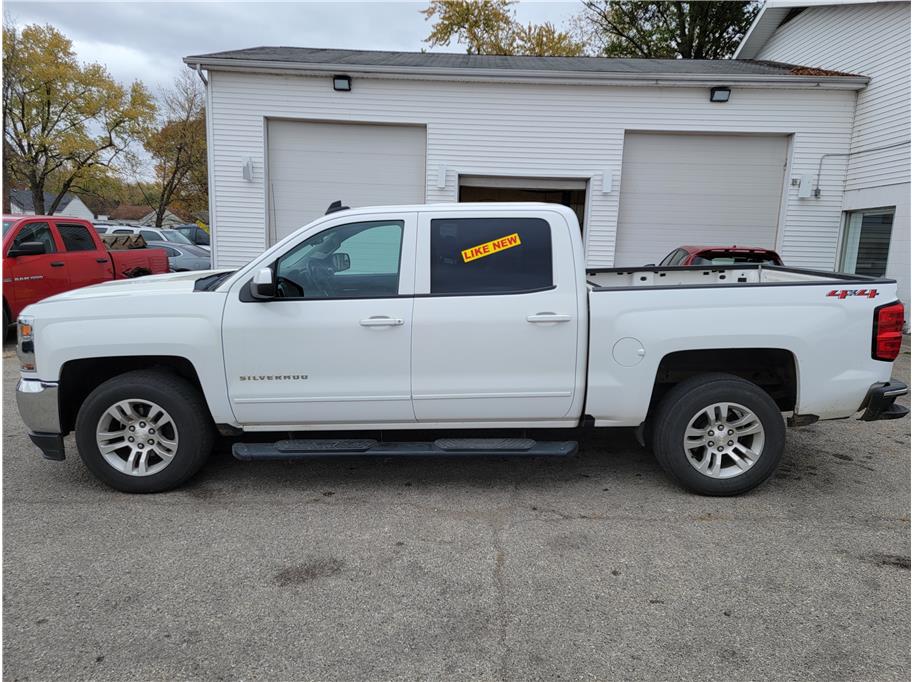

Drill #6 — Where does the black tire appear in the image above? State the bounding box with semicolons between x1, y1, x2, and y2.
75;370;214;493
650;373;785;496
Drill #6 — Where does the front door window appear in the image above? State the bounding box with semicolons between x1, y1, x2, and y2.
275;220;404;299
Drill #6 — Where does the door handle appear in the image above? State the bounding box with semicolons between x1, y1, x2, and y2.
360;316;404;327
49;261;64;268
96;258;109;264
527;313;571;323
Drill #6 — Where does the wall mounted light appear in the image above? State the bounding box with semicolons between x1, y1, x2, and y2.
436;165;447;189
333;74;352;92
601;172;613;194
241;157;254;181
709;86;731;103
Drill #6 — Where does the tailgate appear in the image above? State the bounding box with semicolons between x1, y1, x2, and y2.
109;248;169;277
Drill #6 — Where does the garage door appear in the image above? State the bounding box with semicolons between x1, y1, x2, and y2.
613;132;788;267
267;120;426;242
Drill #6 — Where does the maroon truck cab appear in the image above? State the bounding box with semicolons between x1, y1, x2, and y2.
2;215;168;330
657;245;785;267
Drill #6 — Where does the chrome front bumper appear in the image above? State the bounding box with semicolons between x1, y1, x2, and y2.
16;378;66;460
16;378;61;434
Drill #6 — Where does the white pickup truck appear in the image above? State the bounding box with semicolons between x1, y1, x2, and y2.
15;203;908;495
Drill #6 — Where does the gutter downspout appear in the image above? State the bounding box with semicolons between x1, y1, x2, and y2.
188;63;216;268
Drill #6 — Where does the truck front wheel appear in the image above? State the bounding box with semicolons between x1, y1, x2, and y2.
75;370;214;493
650;373;785;496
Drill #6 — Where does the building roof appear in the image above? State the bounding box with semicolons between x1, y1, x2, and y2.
109;204;150;221
735;0;887;59
185;46;867;87
10;189;78;212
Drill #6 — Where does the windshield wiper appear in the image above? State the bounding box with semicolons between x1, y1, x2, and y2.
194;271;235;292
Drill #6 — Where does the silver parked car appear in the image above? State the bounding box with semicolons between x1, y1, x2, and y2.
145;240;211;271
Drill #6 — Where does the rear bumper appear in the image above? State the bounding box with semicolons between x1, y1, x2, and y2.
859;379;909;421
16;378;66;460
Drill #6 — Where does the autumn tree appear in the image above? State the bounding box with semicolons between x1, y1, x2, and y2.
136;70;207;227
577;1;759;59
2;23;155;214
422;0;585;56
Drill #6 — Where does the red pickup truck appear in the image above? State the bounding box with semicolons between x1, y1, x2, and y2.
3;215;169;332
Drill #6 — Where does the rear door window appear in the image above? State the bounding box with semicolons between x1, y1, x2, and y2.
140;230;160;242
429;217;552;295
57;223;97;251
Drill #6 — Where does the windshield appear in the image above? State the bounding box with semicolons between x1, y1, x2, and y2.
162;230;194;245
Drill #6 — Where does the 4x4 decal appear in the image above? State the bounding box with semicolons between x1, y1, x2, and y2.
827;289;878;299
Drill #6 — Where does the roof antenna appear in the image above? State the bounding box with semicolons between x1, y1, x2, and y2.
325;200;349;215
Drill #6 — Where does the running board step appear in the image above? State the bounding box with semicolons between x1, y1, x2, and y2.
232;438;578;461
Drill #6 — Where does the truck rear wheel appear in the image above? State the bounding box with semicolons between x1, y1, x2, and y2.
650;373;785;496
75;370;214;493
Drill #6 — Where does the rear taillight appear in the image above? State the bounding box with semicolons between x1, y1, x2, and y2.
872;301;904;362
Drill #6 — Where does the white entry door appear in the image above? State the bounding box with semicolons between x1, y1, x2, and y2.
222;213;417;427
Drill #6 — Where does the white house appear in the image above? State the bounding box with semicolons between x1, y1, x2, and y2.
737;0;910;307
185;44;892;297
9;189;95;221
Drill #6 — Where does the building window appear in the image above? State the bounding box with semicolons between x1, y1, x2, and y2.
840;208;894;278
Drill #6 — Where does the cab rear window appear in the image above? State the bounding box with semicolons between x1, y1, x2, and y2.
430;217;552;295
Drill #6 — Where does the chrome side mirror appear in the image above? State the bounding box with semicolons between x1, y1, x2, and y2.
250;267;276;299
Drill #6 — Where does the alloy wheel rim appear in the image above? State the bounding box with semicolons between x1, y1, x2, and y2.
683;402;765;479
95;399;179;477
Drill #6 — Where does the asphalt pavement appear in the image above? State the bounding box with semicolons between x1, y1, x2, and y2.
3;342;910;681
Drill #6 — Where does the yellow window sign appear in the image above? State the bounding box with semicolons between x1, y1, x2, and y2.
461;233;522;263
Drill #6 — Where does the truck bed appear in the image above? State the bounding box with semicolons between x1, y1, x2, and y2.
584;264;898;427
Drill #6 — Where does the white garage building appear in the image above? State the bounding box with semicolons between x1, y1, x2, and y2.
185;46;884;289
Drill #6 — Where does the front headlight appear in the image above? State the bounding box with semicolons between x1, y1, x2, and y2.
17;315;35;372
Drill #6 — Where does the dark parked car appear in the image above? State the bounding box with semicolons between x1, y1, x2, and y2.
656;245;784;267
145;240;211;271
173;224;210;250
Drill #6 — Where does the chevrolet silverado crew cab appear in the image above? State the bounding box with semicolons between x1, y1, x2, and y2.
15;203;908;495
3;215;168;333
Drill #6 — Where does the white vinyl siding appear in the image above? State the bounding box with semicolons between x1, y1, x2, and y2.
207;71;857;270
756;2;911;191
614;133;788;266
266;120;425;242
756;1;910;308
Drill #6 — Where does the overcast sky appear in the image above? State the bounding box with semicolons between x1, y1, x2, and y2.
7;1;582;95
